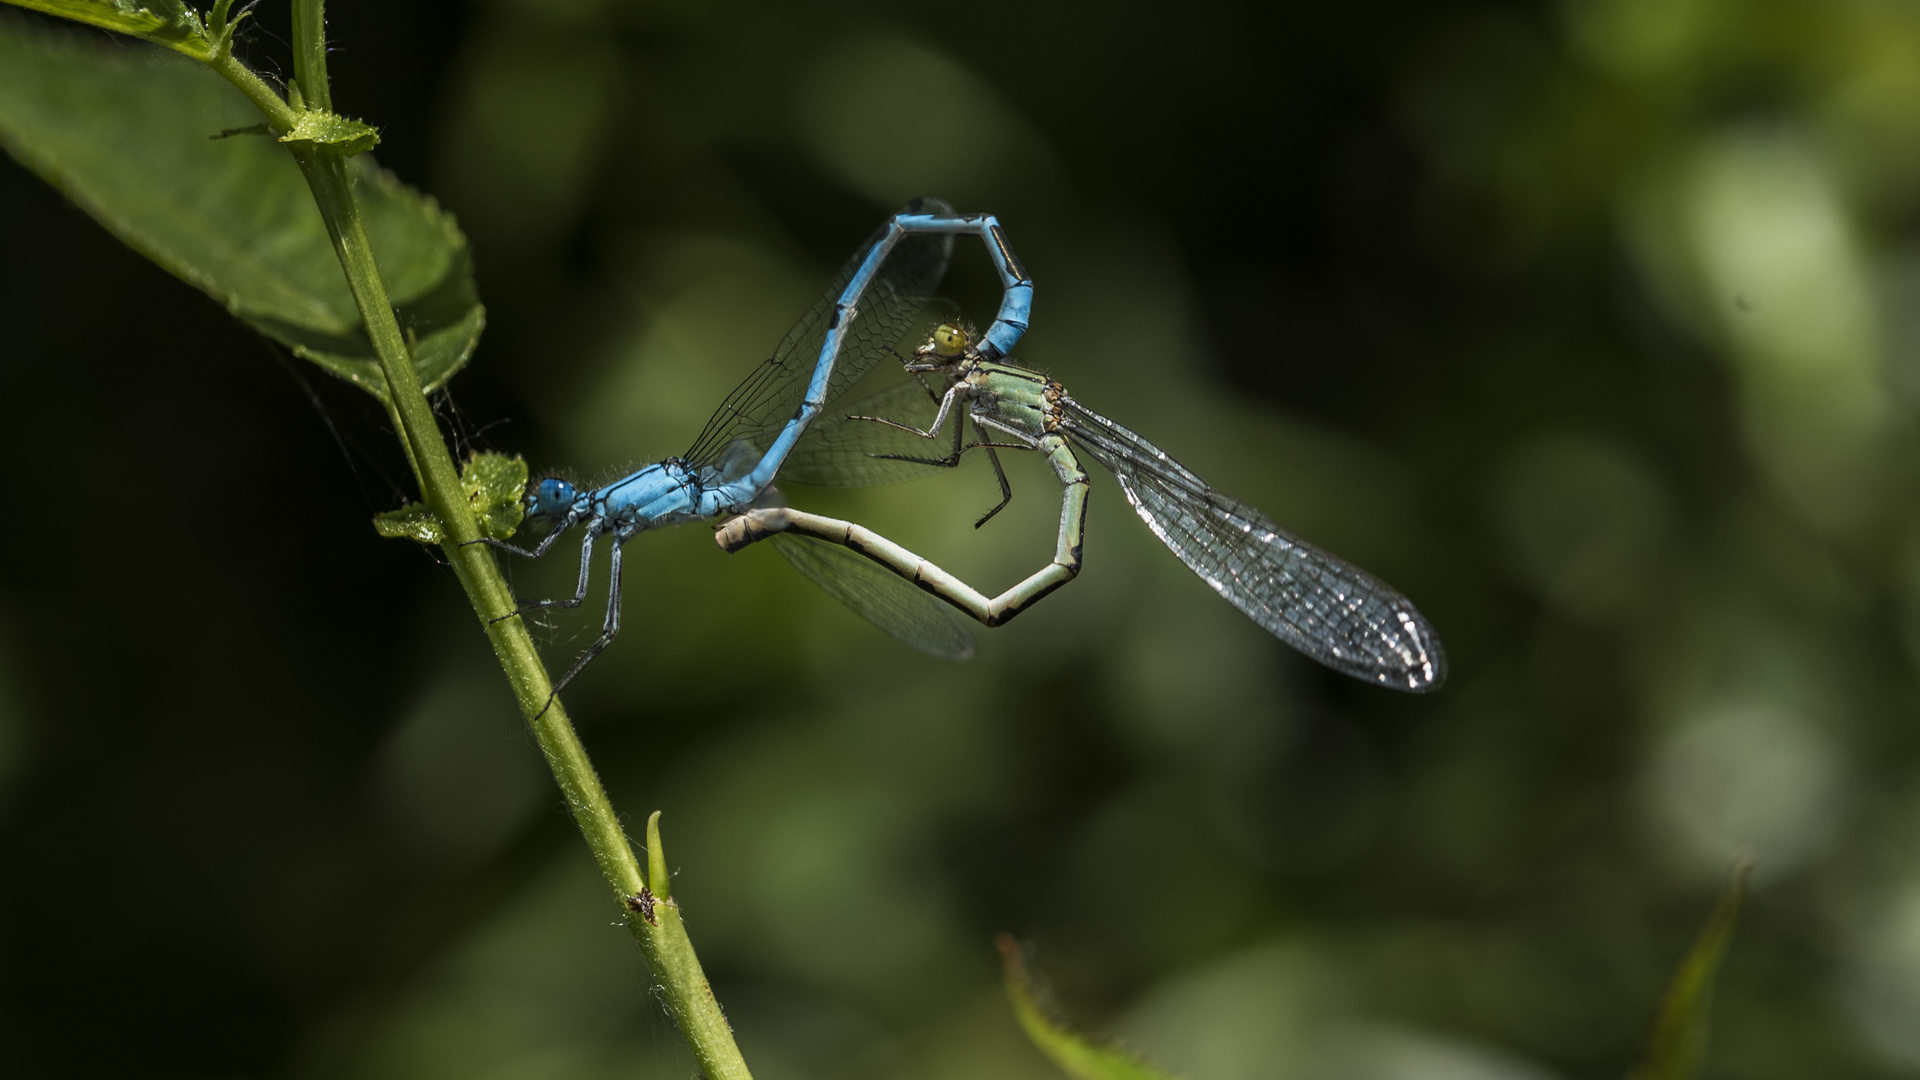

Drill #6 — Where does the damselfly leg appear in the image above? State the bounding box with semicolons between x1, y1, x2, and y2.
845;389;1027;526
485;528;600;625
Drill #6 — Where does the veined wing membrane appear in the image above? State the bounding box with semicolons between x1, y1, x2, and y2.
1057;399;1446;691
780;376;964;487
771;533;976;660
684;199;956;471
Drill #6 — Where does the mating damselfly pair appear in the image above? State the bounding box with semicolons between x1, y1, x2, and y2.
484;199;1446;704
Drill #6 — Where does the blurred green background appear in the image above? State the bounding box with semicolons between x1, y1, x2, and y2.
5;0;1920;1076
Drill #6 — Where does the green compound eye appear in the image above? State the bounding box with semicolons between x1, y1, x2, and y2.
929;323;970;358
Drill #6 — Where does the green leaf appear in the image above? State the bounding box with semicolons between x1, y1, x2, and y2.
1;0;208;58
280;109;380;156
998;935;1175;1080
464;452;530;540
372;502;444;545
375;452;527;545
1629;865;1751;1080
0;15;484;402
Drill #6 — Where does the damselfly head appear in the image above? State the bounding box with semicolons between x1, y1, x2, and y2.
924;322;970;359
525;477;578;520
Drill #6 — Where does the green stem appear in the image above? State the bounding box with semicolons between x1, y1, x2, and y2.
290;0;332;112
205;49;296;133
198;19;753;1080
308;153;751;1069
642;813;753;1080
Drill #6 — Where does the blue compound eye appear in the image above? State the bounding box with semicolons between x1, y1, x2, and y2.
528;478;577;518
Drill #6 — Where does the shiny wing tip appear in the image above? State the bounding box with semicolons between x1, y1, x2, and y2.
1384;605;1448;693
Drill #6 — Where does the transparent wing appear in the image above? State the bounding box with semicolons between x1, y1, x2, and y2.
1057;398;1446;692
780;376;963;487
772;533;976;660
683;197;956;470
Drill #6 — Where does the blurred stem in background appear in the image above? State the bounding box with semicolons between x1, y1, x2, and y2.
1630;865;1751;1080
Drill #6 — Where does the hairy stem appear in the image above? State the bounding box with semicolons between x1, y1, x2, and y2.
204;8;754;1076
205;49;296;133
643;813;752;1080
290;0;331;112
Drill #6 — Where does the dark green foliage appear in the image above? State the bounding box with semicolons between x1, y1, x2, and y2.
0;14;480;402
5;0;208;57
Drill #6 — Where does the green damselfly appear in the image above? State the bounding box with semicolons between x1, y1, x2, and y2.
721;323;1447;693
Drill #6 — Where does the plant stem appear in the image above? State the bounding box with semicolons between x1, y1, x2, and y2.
290;0;331;112
207;10;754;1077
205;50;296;133
644;813;753;1080
298;150;756;1072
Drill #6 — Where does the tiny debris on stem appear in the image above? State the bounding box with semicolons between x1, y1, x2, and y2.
625;886;658;926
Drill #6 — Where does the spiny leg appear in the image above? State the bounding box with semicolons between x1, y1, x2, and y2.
539;538;626;715
879;353;947;412
862;398;973;471
861;416;1020;526
491;529;596;625
469;516;576;559
975;434;1088;622
881;343;928;384
848;381;967;442
975;447;1013;528
911;370;941;403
